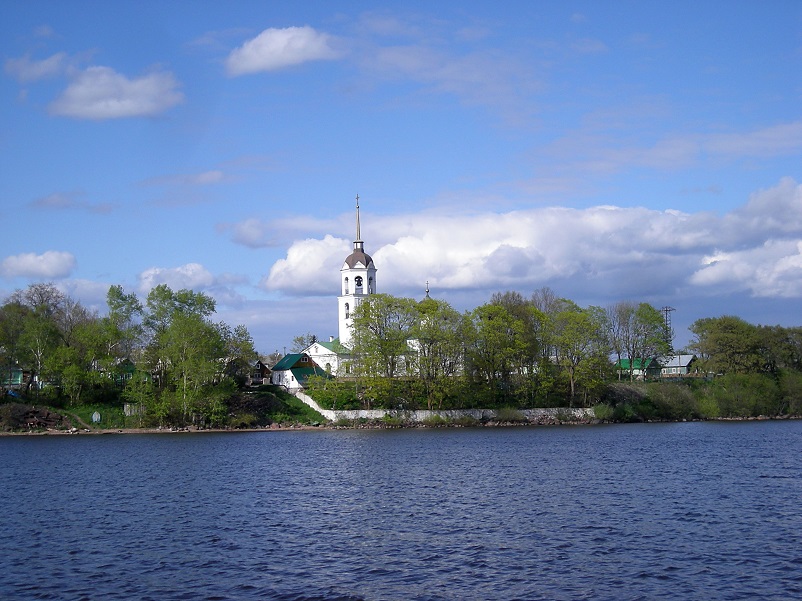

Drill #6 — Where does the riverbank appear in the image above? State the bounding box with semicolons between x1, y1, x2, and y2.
3;412;800;436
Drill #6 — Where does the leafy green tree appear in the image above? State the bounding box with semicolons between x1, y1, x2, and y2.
162;312;226;421
143;285;218;391
104;285;143;360
351;294;418;378
551;303;610;405
412;297;467;409
220;323;258;384
465;303;528;403
0;301;30;384
689;316;763;375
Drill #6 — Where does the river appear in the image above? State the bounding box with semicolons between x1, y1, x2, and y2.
1;421;801;600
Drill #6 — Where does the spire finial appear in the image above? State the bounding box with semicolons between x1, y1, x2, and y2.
425;281;430;298
355;194;361;243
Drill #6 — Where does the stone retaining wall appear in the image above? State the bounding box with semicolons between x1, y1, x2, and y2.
293;391;593;423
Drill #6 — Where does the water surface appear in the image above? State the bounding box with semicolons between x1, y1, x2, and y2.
1;421;801;600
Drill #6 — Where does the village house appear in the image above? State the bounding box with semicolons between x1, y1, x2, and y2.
270;353;330;391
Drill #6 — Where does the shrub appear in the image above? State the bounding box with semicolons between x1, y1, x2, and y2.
421;414;448;427
593;403;614;421
494;407;527;423
646;382;698;420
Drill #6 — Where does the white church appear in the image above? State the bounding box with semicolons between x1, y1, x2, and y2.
303;196;377;376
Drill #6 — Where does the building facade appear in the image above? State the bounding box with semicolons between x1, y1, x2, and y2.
337;195;377;348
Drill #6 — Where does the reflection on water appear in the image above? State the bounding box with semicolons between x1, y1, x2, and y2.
1;422;801;600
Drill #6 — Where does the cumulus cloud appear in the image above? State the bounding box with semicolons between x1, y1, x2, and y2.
261;179;802;304
49;66;184;119
1;251;76;279
138;263;215;292
226;26;342;75
261;235;350;295
4;52;67;82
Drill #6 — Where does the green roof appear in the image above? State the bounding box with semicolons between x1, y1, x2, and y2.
291;366;332;385
615;358;657;370
313;337;351;354
272;353;307;371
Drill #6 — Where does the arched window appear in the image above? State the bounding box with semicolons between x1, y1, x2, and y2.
344;277;349;294
345;303;350;319
355;276;363;293
368;276;374;294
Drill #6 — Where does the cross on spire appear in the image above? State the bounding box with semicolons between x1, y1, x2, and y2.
355;194;362;244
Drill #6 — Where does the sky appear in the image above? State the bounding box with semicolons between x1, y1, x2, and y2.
2;1;802;355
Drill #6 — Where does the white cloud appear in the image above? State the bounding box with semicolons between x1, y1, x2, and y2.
49;66;184;120
222;217;275;248
691;240;802;297
4;52;67;82
138;263;215;293
226;26;341;76
261;235;350;295
0;251;76;279
261;179;802;303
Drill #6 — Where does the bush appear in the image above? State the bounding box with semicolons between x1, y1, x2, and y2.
645;382;698;420
421;414;448;427
593;403;614;421
707;373;781;417
494;407;527;423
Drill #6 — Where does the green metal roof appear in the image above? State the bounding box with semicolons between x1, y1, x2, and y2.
291;366;332;386
615;358;657;370
314;337;351;354
272;353;307;371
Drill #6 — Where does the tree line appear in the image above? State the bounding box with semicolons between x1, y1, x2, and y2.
306;289;802;419
0;282;257;426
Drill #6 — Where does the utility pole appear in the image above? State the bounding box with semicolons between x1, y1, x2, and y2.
661;306;675;354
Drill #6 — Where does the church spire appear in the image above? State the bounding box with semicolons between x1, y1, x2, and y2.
354;194;364;251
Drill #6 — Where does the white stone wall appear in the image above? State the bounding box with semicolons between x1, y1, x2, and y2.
293;391;593;423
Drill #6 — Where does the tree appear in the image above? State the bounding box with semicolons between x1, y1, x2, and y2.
412;297;467;409
104;285;143;360
609;302;670;380
290;332;316;353
465;303;527;403
220;323;258;384
551;304;610;405
351;294;418;379
162;312;226;422
689;316;763;375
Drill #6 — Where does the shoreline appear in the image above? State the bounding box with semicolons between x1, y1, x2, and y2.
2;413;800;436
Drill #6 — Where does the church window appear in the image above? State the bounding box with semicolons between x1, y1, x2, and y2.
355;276;363;293
344;277;349;294
345;303;350;319
368;276;374;293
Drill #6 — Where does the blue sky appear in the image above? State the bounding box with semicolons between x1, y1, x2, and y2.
2;1;802;354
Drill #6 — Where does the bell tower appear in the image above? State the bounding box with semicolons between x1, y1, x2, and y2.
338;195;376;347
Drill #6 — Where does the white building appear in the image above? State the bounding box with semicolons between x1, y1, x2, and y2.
337;194;377;348
305;195;376;375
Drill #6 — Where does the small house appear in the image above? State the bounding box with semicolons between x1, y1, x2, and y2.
270;353;330;391
659;354;697;378
615;357;662;380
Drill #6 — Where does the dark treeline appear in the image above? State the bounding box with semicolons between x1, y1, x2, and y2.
0;282;257;427
307;289;802;420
